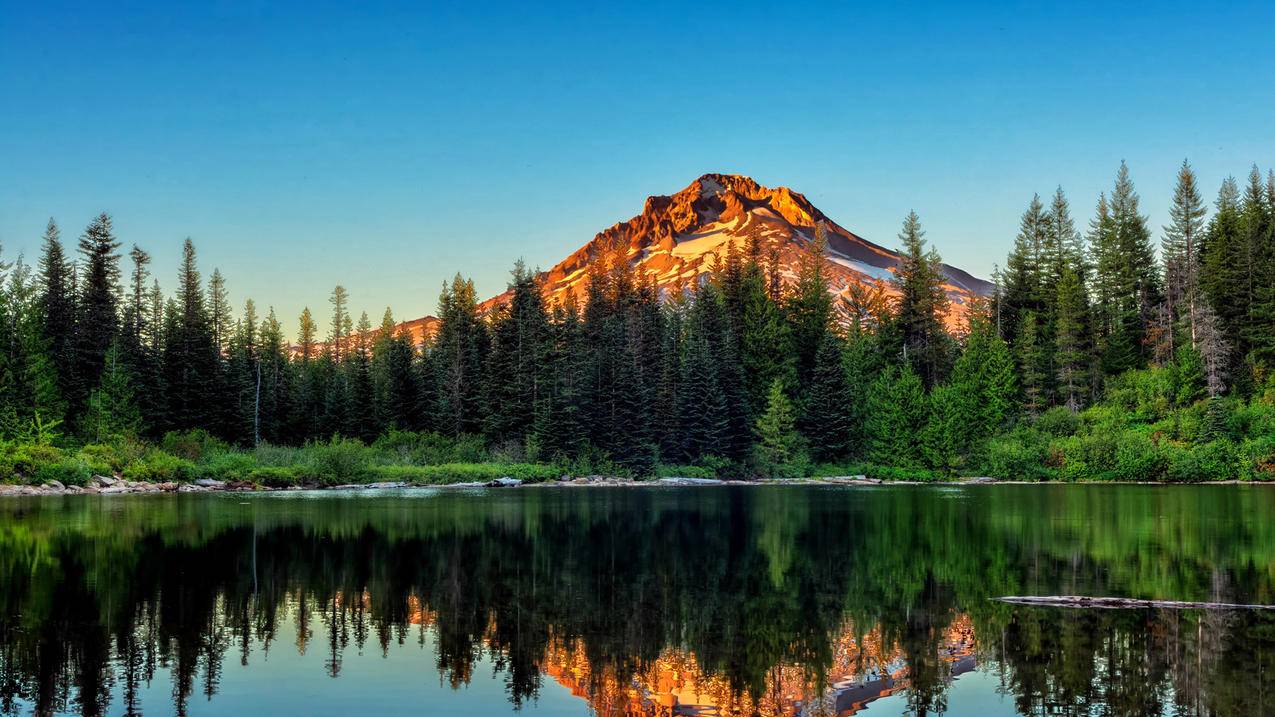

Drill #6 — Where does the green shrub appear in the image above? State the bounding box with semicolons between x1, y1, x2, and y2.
0;442;64;482
983;429;1052;480
656;464;718;479
123;451;197;483
254;443;305;468
861;464;940;482
1035;407;1081;437
307;436;372;485
1166;440;1239;483
1111;431;1167;481
370;430;489;465
249;466;299;488
369;463;558;485
78;439;147;473
198;451;258;481
1241;435;1275;481
160;429;228;461
34;458;93;487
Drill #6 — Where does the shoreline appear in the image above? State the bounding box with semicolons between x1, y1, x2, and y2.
0;474;1269;497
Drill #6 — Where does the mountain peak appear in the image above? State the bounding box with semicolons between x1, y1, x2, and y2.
406;174;994;344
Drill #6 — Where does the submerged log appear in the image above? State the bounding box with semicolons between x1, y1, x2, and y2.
995;595;1275;610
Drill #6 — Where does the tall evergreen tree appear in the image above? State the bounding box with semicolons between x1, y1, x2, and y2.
37;219;77;412
81;342;142;442
891;211;951;386
163;239;219;432
753;379;806;479
534;296;587;459
1001;194;1048;342
74;212;122;419
866;363;928;468
1092;163;1160;374
1053;266;1091;411
799;331;852;461
786;224;834;389
433;275;486;437
483;263;549;447
1162;160;1208;353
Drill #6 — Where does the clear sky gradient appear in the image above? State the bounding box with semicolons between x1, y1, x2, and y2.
2;1;1273;338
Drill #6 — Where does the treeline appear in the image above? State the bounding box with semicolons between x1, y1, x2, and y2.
2;160;1273;479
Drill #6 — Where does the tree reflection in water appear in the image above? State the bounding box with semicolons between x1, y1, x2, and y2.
0;485;1273;716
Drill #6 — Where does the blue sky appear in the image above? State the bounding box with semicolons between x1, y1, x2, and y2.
2;1;1273;337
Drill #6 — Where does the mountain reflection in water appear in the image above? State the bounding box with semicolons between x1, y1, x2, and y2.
1;485;1273;716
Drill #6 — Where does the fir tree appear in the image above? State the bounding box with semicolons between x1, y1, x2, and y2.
753;379;806;479
208;268;231;355
483;262;549;447
534;296;587;459
786;223;834;388
891;211;951;387
866;363;928;467
37;219;77;413
433;274;486;437
799;331;852;461
328;285;350;359
950;307;1018;437
1001;194;1048;342
922;379;979;474
74;212;122;418
348;311;377;442
1016;311;1047;417
1053;265;1091;411
82;343;142;442
163;239;219;432
1162;160;1207;352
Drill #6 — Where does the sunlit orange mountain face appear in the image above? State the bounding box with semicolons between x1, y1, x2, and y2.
391;174;991;345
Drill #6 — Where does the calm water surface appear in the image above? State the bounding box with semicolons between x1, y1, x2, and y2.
2;484;1273;716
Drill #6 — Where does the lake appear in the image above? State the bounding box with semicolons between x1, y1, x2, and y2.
1;484;1273;716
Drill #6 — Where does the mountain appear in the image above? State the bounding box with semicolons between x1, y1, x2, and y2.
396;173;992;344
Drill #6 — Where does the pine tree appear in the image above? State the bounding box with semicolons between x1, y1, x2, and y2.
37;219;77;413
163;239;219;432
256;308;291;444
950;307;1018;437
677;329;728;462
753;379;806;479
328;285;350;359
534;296;587;459
433;274;486;437
1163;160;1207;352
74;212;123;420
119;245;162;432
1053;265;1091;411
841;330;881;459
1092;162;1160;373
82;343;142;442
208;268;231;355
483;262;549;447
1044;187;1084;291
224;299;261;444
1016;311;1047;417
1001;194;1047;342
1201;178;1246;367
922;379;979;474
892;211;951;386
1239;166;1275;372
786;223;834;389
866;363;928;467
799;332;852;462
736;253;792;418
348;311;377;442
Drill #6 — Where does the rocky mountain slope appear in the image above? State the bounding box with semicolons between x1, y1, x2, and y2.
397;173;991;344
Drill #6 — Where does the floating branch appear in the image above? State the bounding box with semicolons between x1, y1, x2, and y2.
995;595;1275;610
